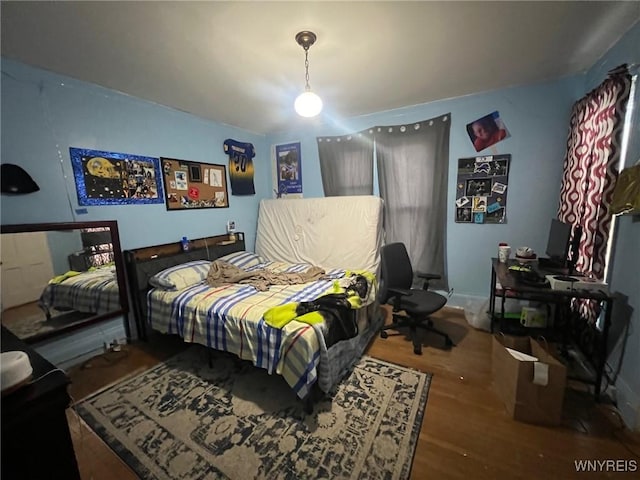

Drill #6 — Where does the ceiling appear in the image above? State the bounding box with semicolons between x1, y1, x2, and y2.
2;1;639;135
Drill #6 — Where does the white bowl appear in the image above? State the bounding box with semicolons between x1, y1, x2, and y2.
1;351;33;392
516;247;535;258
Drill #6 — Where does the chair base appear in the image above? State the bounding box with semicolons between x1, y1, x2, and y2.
380;313;454;355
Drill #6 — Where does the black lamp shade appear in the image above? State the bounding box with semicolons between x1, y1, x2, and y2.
1;164;40;194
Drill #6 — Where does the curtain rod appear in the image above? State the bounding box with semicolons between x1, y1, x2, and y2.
608;63;639;75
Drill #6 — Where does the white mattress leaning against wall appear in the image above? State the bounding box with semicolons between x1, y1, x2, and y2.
255;195;384;276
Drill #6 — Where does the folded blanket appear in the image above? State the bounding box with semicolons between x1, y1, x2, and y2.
48;270;82;284
206;260;326;291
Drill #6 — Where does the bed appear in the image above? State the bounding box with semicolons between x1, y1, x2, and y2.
125;196;384;405
38;264;121;319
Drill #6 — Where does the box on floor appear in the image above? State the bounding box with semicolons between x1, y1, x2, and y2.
492;334;567;426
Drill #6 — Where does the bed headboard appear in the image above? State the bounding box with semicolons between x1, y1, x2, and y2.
255;196;384;273
124;232;245;340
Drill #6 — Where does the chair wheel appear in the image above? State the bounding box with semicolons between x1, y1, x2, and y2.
413;347;422;355
380;331;388;339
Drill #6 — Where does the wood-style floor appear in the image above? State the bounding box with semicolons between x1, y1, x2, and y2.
65;307;640;479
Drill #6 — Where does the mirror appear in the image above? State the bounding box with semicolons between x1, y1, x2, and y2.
0;220;129;343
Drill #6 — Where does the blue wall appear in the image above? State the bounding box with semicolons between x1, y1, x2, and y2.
267;77;582;299
1;58;269;361
1;59;270;249
46;230;83;275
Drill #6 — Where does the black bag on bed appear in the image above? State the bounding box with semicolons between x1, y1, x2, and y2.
296;293;359;348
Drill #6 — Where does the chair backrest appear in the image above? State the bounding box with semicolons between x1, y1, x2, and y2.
379;242;414;303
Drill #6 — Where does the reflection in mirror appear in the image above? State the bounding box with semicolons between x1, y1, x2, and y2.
1;221;128;343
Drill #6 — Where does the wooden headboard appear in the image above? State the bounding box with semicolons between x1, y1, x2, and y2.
124;232;246;340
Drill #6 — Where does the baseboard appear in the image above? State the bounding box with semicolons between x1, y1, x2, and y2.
435;292;486;310
34;317;127;370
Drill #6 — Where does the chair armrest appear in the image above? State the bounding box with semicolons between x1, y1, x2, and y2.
388;287;412;297
387;287;412;312
417;272;441;290
417;272;441;280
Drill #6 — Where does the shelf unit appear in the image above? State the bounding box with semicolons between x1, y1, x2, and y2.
489;258;613;400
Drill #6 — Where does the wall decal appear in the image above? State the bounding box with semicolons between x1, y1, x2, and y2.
69;147;163;206
455;154;510;224
466;111;510;152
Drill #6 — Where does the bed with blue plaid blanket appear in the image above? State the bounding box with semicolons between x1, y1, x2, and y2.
147;260;379;399
39;266;121;318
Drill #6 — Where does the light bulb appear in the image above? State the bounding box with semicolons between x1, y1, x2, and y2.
294;91;323;117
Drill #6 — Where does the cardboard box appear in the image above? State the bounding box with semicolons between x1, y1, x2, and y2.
492;334;567;425
520;306;548;328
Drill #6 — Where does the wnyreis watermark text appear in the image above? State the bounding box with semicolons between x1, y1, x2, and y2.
574;459;637;473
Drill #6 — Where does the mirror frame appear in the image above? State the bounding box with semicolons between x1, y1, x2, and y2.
1;220;130;343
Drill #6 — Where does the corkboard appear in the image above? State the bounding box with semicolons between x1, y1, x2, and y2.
161;157;229;210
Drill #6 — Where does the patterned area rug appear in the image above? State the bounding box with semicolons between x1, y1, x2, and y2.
76;346;431;480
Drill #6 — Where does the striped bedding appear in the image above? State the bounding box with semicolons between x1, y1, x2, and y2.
39;266;121;315
147;260;377;399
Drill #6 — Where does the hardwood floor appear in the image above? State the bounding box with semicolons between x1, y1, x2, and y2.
65;308;640;479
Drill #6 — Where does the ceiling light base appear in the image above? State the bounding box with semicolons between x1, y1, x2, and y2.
295;31;317;51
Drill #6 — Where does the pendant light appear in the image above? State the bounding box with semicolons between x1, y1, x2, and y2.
294;31;323;118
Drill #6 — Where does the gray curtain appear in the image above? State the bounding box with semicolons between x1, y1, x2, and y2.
317;130;374;196
376;114;451;290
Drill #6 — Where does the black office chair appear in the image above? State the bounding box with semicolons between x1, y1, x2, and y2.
379;242;454;354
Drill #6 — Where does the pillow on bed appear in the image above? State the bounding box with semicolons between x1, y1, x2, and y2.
217;250;264;269
149;260;211;290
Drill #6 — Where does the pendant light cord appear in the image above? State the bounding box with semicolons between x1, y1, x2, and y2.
304;49;311;91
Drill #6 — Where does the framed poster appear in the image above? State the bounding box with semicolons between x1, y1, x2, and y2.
161;157;229;210
455;154;510;224
275;142;302;196
69;147;164;206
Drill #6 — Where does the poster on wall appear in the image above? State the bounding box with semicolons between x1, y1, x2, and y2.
69;147;164;206
161;157;229;210
273;142;302;198
223;139;255;196
455;154;510;224
466;111;510;152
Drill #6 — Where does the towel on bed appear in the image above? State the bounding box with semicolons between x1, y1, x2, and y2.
206;259;326;291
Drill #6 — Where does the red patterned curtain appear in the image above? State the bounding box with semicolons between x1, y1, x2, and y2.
558;66;632;280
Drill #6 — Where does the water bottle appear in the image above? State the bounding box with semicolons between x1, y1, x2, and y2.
181;236;190;252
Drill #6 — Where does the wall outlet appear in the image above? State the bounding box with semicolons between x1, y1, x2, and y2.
227;220;236;233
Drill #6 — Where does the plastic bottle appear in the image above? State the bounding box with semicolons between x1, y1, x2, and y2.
181;236;190;252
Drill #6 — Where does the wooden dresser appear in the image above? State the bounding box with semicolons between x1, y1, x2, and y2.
1;327;80;479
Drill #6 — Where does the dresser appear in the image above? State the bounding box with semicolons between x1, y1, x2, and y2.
1;327;80;479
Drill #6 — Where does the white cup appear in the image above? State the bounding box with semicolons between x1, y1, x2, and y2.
498;245;511;263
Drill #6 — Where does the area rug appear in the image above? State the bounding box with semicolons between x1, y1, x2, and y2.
76;346;431;480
